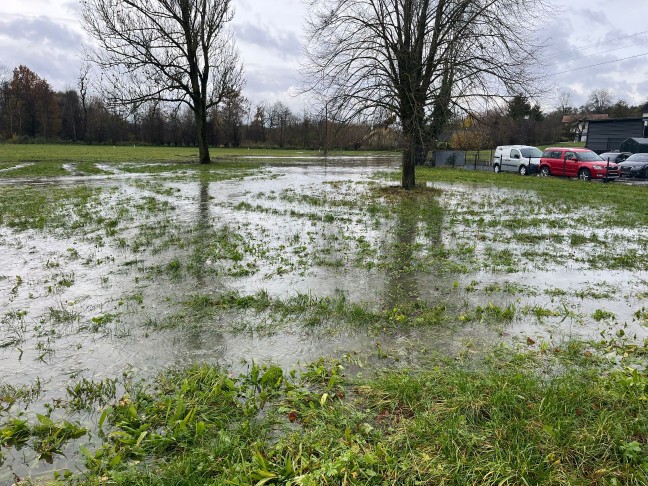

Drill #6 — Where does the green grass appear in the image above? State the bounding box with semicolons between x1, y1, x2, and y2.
0;144;387;165
0;144;391;178
416;167;648;227
7;341;647;485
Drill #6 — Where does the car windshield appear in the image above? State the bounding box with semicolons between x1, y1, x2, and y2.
520;147;542;158
626;154;648;162
577;151;603;162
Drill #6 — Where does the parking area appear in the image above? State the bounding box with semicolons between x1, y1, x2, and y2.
616;178;648;186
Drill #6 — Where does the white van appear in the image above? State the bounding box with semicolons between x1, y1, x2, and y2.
492;145;542;175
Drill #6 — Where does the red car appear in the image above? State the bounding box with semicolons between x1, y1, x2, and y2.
539;147;619;181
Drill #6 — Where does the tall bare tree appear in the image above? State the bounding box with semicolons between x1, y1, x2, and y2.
81;0;244;164
304;0;550;189
586;89;613;115
557;90;574;115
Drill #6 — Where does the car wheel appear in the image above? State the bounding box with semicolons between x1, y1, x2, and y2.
539;166;550;177
518;165;527;176
578;168;591;181
493;164;500;173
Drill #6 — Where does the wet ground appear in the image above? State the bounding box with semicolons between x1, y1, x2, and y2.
1;156;647;482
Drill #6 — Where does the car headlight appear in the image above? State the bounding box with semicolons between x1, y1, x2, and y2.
592;165;605;170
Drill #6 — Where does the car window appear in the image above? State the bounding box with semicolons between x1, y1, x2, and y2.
565;151;577;160
576;151;603;161
510;149;520;158
543;150;562;158
626;154;648;162
520;147;542;158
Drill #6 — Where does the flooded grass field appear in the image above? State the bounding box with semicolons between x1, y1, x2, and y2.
1;155;647;483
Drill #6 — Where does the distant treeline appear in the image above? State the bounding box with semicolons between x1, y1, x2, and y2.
0;65;400;151
1;65;646;151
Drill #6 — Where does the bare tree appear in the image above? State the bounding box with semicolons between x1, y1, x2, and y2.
304;0;551;189
81;0;244;164
586;89;613;115
77;63;92;141
557;90;573;115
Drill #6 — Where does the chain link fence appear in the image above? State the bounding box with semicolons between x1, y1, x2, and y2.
430;149;495;171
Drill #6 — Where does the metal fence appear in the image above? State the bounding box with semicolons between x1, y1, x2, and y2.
430;150;494;170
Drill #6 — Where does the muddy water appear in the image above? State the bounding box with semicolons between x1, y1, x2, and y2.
1;157;647;481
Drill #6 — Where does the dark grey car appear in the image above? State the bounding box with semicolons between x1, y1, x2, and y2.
618;154;648;178
599;152;632;163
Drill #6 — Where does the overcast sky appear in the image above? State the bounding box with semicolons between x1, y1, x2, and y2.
1;0;647;114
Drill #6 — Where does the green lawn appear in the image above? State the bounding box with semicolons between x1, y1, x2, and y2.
0;143;387;164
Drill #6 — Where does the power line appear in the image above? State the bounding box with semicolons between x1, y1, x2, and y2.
552;51;648;76
559;38;648;62
545;30;648;60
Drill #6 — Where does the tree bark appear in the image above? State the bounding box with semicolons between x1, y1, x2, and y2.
401;130;416;190
195;104;211;164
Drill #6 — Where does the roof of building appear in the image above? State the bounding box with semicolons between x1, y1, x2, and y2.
561;114;609;123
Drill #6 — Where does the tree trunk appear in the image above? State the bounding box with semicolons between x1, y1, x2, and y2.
195;104;211;164
401;131;416;190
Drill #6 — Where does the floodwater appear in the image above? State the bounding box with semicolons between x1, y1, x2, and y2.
1;157;647;482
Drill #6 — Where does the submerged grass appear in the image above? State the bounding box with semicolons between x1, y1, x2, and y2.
180;289;451;332
2;159;648;483
0;185;100;230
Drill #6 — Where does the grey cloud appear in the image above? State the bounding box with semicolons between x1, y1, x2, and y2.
236;22;301;59
575;8;613;29
636;80;648;100
62;1;81;15
0;16;82;89
242;63;305;110
3;47;81;90
245;63;300;94
0;16;83;51
538;10;648;107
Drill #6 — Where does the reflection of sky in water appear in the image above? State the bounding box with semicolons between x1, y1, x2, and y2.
0;160;646;392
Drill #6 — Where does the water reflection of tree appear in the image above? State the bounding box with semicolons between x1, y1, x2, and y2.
183;173;226;361
384;188;443;310
196;174;210;288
